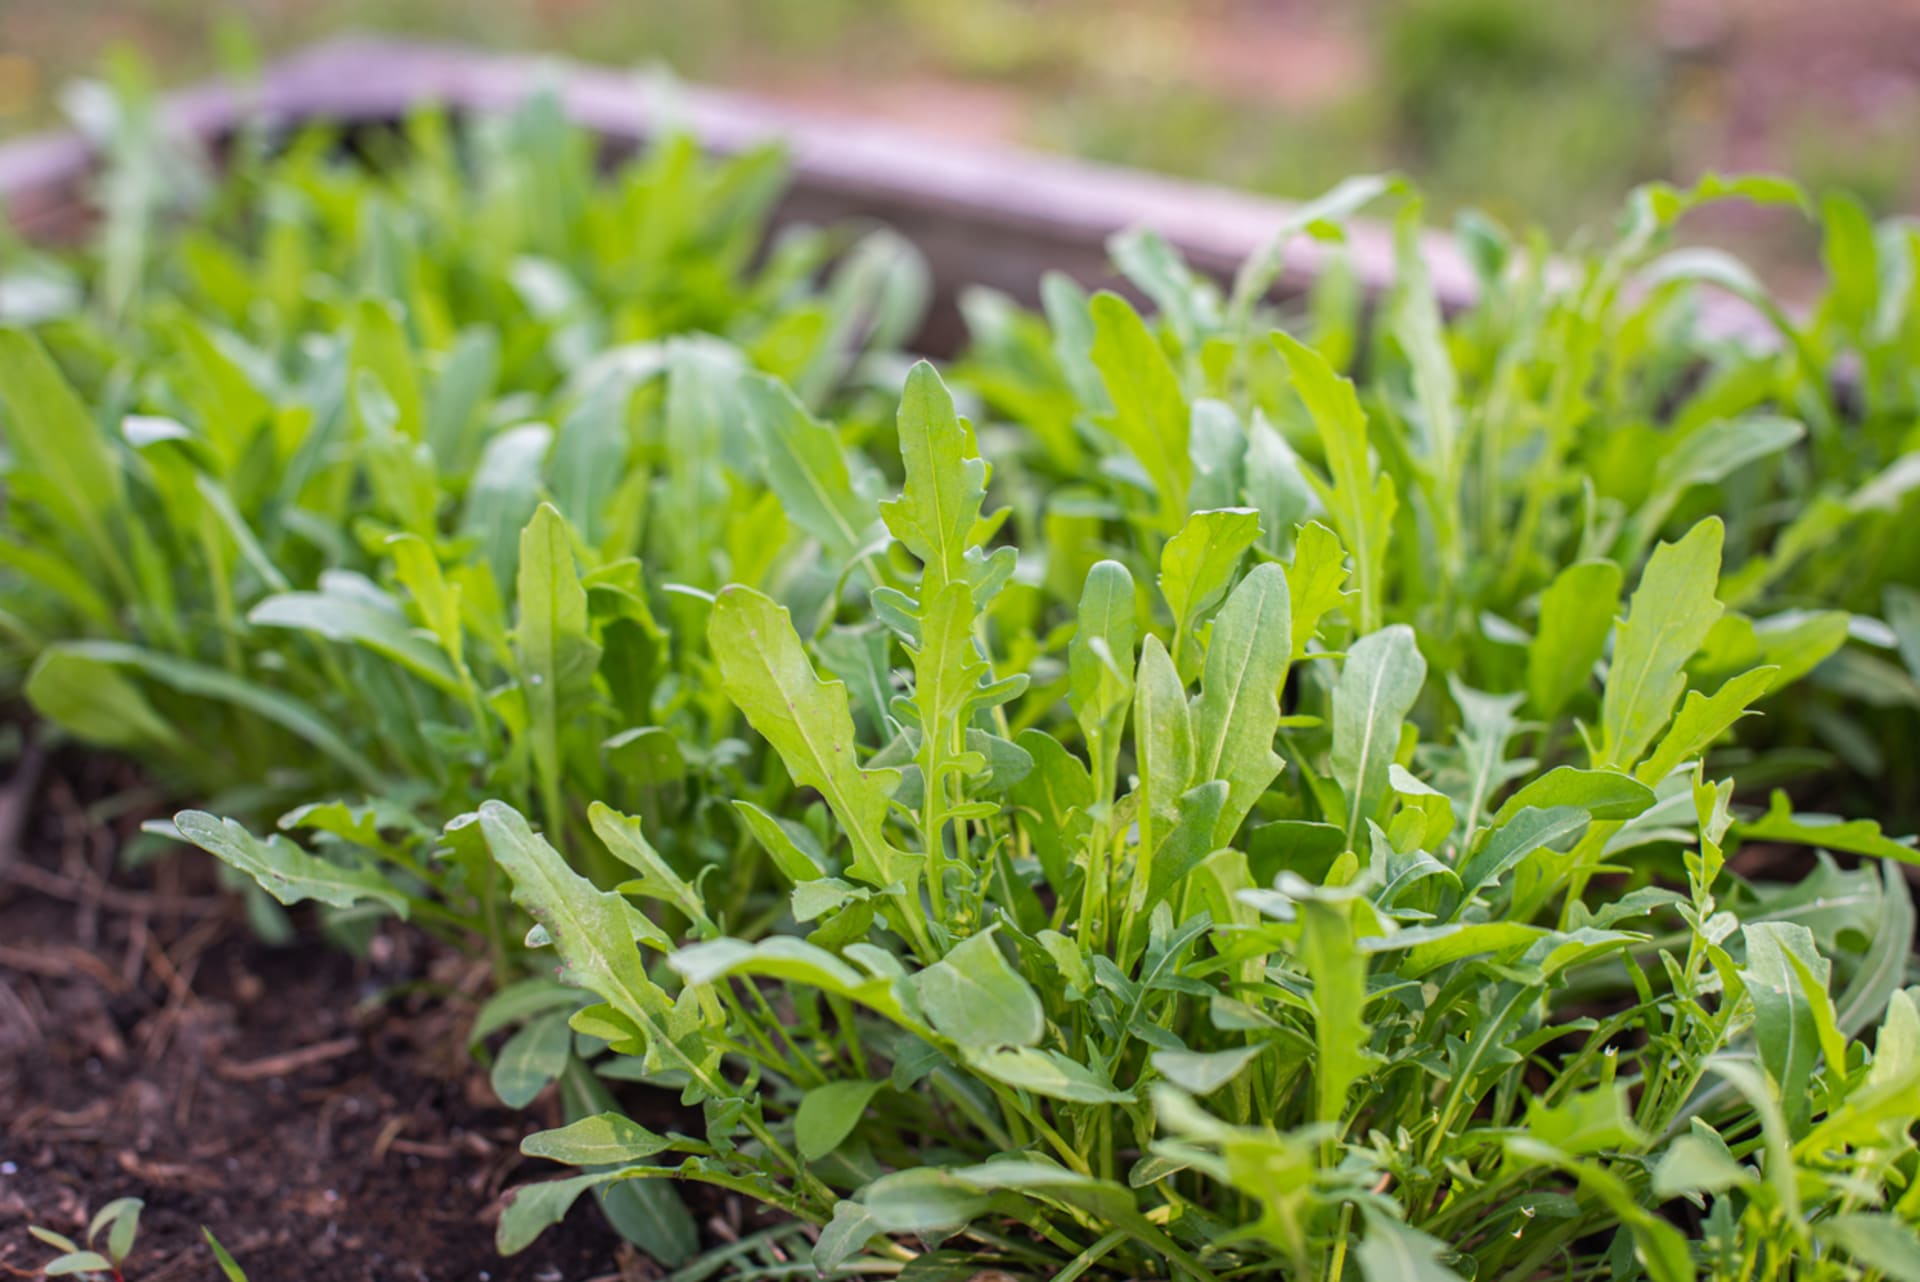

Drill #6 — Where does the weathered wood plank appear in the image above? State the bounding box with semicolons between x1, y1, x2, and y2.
0;38;1767;347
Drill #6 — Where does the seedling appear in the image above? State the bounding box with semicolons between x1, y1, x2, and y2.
29;1199;140;1281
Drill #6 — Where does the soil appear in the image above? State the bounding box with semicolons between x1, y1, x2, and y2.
0;747;724;1282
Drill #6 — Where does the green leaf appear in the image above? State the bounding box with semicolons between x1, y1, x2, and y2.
1522;1083;1646;1156
1599;518;1724;770
1069;560;1137;801
796;1080;886;1160
491;1010;572;1108
588;803;714;936
515;502;602;828
203;1230;249;1282
1111;226;1218;350
1009;729;1093;895
1331;625;1426;843
89;1197;142;1265
1159;508;1261;672
25;646;181;750
1151;1044;1263;1095
478;803;688;1070
914;930;1043;1051
654;338;742;588
0;328;127;573
174;810;408;917
1807;989;1920;1152
1089;292;1190;529
1300;895;1372;1125
860;1168;992;1235
1734;790;1919;865
667;938;906;1025
709;585;915;896
732;799;829;885
1740;922;1834;1133
1273;329;1394;633
461;423;552;591
970;1047;1133;1103
1816;1215;1920;1282
548;383;627;546
1652;1124;1754;1197
1638;666;1776;783
1528;560;1621;718
813;1201;881;1273
1491;768;1654;826
1134;634;1194;859
522;1112;677;1165
742;372;876;566
497;1171;619;1255
468;978;581;1051
45;1253;114;1276
350;298;425;439
1457;806;1589;899
249;590;463;695
1400;921;1544;977
1191;562;1292;844
879;361;988;597
1355;1209;1466;1282
1283;520;1351;659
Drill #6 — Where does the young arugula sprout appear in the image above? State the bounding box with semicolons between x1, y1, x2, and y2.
202;1230;249;1282
27;1198;253;1281
29;1198;141;1281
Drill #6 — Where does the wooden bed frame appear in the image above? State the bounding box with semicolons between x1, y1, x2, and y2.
0;37;1766;350
0;38;1483;341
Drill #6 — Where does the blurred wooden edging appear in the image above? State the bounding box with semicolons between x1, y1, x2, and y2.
0;37;1768;350
0;38;1485;343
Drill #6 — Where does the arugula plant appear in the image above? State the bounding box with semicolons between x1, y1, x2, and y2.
479;362;1920;1280
0;92;925;954
956;173;1920;808
28;1197;253;1282
28;1199;144;1281
8;71;1920;1279
0;89;923;806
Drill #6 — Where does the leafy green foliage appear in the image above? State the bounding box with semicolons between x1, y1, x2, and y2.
482;359;1920;1280
8;86;1920;1282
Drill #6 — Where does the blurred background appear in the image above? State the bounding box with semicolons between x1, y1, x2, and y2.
3;0;1918;275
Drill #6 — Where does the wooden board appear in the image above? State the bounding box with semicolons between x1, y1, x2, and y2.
0;37;1765;350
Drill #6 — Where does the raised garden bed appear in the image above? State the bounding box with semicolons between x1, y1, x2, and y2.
4;37;1919;1282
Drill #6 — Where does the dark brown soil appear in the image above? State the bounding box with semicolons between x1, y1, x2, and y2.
0;748;708;1282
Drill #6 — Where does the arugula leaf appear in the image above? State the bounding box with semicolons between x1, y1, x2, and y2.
1331;625;1426;843
1598;518;1725;770
174;810;408;916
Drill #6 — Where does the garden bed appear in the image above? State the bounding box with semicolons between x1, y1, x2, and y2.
3;34;1919;1282
0;54;1463;1278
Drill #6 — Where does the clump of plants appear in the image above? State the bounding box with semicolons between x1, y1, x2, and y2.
466;361;1920;1280
27;1198;249;1281
6;89;1920;1281
0;93;925;948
